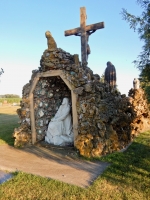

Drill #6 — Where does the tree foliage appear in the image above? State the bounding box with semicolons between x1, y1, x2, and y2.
0;68;4;77
0;94;20;98
100;73;105;83
122;0;150;80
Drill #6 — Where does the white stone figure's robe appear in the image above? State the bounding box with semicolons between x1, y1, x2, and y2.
45;98;73;145
133;78;140;89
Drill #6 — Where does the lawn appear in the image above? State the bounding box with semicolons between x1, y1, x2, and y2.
0;106;150;200
0;105;20;145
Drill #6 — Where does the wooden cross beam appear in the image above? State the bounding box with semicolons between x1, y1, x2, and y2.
65;7;104;65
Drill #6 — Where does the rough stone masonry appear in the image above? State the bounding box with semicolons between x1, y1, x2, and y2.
13;32;150;158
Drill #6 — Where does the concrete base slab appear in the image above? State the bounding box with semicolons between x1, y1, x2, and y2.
0;145;110;188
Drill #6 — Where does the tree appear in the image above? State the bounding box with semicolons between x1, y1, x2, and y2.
100;73;105;83
0;68;4;77
0;94;20;98
5;94;20;98
122;1;150;76
122;0;150;100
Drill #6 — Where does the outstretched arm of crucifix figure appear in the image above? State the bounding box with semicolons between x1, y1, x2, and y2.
75;33;81;36
74;30;96;37
87;30;96;35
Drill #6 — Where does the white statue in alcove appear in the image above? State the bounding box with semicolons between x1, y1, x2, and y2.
45;98;74;145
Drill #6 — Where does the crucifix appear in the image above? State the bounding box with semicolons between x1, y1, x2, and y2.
64;7;104;65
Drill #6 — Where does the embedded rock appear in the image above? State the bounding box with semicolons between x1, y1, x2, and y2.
13;125;32;147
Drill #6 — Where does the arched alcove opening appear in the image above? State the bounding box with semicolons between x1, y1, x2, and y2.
29;70;78;145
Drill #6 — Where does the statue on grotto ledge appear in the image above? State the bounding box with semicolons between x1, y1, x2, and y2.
133;78;140;89
104;61;116;88
45;98;74;146
45;30;57;50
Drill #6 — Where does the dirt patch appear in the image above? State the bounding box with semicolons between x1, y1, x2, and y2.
0;105;20;115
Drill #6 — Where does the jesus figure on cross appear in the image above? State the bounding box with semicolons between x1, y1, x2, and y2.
75;30;96;59
65;7;104;65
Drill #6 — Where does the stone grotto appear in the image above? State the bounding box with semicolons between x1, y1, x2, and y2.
13;31;150;158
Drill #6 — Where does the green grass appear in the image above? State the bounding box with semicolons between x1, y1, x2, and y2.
0;107;150;199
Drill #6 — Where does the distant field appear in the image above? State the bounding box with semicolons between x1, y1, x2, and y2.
0;98;21;104
0;105;20;145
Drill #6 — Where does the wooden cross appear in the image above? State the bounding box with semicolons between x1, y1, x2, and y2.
64;7;104;65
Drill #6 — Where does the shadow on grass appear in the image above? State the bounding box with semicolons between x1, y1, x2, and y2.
16;132;150;197
0;113;19;146
99;132;150;194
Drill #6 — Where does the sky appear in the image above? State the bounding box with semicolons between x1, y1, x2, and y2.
0;0;144;97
